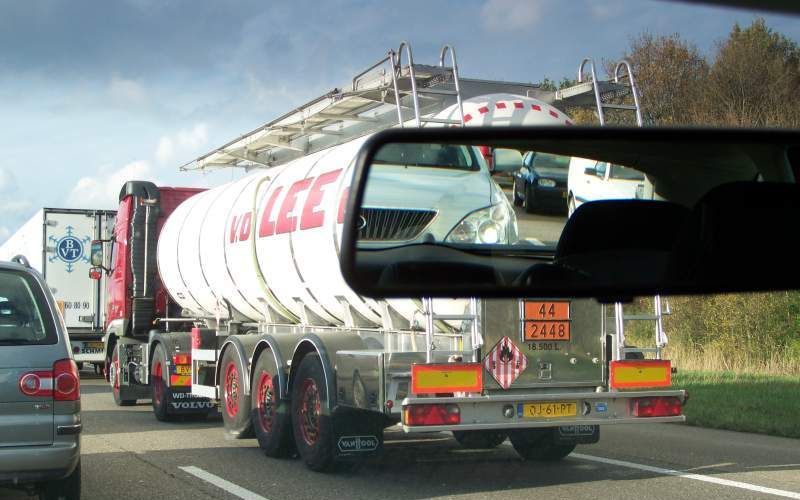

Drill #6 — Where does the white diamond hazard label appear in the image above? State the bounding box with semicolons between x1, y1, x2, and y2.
484;336;528;389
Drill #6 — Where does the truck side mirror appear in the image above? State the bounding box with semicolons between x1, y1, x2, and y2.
90;240;104;267
89;267;103;281
491;148;523;173
584;166;598;176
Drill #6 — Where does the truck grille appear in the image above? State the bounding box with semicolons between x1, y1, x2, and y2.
358;208;437;241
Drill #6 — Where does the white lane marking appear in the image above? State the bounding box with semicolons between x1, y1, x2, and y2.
573;453;800;499
179;466;269;500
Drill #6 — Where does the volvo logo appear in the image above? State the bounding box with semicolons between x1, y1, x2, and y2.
356;215;368;231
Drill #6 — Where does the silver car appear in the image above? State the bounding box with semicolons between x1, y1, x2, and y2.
0;257;81;500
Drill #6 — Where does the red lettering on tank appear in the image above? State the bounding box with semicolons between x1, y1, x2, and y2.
238;212;252;241
337;187;350;224
258;186;283;237
275;178;313;234
229;215;239;243
300;169;342;230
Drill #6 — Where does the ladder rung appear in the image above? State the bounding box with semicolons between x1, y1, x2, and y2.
416;88;458;96
623;314;661;321
602;104;637;110
623;347;661;353
431;314;476;321
420;117;462;125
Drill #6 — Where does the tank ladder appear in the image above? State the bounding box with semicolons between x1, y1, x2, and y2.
576;58;643;126
421;297;482;363
610;296;671;361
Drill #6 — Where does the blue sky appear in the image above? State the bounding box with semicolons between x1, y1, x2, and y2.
0;0;797;242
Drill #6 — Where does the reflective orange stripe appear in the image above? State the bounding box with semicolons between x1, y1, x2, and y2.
610;360;671;389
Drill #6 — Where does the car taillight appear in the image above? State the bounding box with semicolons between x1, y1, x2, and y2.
19;371;53;398
173;353;190;365
631;396;682;417
403;404;460;426
53;359;80;401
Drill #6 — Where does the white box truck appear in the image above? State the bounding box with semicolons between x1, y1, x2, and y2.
0;208;116;369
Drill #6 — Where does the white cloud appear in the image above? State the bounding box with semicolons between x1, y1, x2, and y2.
481;0;544;33
155;123;210;165
109;74;146;104
66;160;158;209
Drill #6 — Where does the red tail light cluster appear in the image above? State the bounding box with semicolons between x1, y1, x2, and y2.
18;359;80;401
191;327;201;349
403;404;461;426
631;396;682;417
173;353;191;365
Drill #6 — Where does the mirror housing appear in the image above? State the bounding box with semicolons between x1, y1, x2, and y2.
491;148;523;173
90;240;103;267
584;166;597;176
88;267;102;281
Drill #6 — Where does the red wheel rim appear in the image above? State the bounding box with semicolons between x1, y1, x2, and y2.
152;360;163;406
224;362;240;418
298;378;321;446
256;372;275;433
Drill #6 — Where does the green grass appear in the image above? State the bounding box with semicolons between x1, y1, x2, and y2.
672;370;800;439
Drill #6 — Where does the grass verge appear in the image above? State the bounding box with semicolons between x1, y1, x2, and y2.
672;370;800;439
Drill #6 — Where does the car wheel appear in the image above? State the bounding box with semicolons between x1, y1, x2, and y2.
509;429;576;461
512;179;523;206
111;344;136;406
219;347;254;438
151;343;174;422
452;430;507;449
524;184;537;214
291;353;336;472
251;352;294;458
39;459;80;500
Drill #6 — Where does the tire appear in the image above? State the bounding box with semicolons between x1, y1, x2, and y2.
524;184;537;214
512;179;523;206
111;344;136;406
251;352;293;458
219;347;254;438
39;460;80;500
508;429;575;461
151;344;173;422
76;362;84;372
291;353;336;472
452;430;507;449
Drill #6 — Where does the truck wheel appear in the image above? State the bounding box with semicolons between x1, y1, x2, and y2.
251;352;293;458
291;353;335;472
39;459;80;500
509;429;575;461
512;179;523;206
524;185;537;214
452;430;507;449
151;344;173;422
111;345;136;406
219;347;253;438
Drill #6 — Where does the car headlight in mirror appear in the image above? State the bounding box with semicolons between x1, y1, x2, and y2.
447;203;512;244
538;178;556;187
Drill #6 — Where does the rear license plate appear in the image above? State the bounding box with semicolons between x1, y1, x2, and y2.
88;342;104;349
520;402;577;419
523;301;571;341
175;365;192;376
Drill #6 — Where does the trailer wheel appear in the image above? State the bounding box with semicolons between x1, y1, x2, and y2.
219;347;253;438
111;344;136;406
151;344;173;422
251;353;293;458
452;430;507;449
291;353;335;472
509;429;575;461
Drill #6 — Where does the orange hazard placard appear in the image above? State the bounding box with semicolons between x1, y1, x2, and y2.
483;336;528;390
523;300;571;341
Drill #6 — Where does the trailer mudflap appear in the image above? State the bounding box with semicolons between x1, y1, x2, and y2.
554;424;599;445
166;388;217;414
332;406;385;460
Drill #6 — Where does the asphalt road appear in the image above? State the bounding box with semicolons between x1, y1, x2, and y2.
4;375;799;500
506;189;567;246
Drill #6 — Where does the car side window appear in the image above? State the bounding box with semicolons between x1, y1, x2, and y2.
594;161;607;178
0;270;57;345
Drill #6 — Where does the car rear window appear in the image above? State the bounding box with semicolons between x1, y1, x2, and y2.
0;270;57;345
373;143;478;171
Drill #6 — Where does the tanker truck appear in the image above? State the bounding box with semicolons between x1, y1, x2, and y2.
90;43;686;471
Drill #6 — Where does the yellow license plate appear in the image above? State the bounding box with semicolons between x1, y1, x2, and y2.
521;402;577;419
88;342;104;349
175;365;192;376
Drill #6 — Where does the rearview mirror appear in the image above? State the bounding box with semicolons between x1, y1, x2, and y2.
340;127;800;299
90;240;103;267
491;148;523;173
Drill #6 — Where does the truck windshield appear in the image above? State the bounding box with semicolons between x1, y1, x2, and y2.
0;270;56;345
373;143;478;171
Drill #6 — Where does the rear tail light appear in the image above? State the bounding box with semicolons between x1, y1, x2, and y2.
191;327;201;349
19;371;53;397
173;353;191;365
53;359;80;401
403;404;460;426
631;396;682;417
18;359;80;401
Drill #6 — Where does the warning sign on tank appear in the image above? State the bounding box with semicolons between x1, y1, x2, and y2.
483;336;528;389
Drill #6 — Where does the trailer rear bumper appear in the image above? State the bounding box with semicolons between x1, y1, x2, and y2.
400;389;686;433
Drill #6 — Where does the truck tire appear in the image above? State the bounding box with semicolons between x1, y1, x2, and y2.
111;345;136;406
219;347;253;438
291;353;335;472
452;430;507;449
251;352;293;458
151;344;173;422
508;429;575;461
39;460;80;500
524;185;537;214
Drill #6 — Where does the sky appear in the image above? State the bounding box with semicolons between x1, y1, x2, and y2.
0;0;797;243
